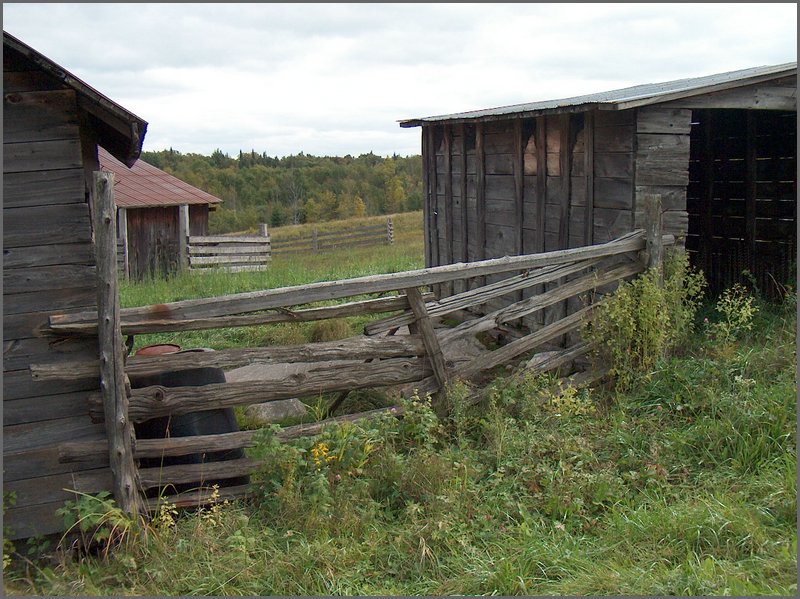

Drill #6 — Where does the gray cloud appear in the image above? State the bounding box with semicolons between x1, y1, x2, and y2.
4;3;796;157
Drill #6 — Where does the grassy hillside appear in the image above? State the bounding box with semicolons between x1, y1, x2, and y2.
3;214;796;596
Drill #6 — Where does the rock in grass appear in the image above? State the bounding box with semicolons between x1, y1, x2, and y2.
245;398;309;424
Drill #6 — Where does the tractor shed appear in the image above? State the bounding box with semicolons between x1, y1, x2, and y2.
400;63;797;300
3;31;148;540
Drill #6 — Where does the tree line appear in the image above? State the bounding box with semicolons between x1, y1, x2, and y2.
141;148;423;234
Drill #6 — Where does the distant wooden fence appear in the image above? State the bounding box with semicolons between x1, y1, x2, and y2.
39;198;671;515
272;217;394;255
187;228;271;272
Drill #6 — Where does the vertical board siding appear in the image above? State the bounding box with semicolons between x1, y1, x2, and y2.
126;206;181;280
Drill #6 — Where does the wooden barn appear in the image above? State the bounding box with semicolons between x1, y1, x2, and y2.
98;147;223;280
400;63;797;301
3;31;149;540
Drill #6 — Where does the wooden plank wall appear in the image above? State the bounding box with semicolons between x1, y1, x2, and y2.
424;109;638;331
633;106;693;243
3;54;110;540
125;206;181;280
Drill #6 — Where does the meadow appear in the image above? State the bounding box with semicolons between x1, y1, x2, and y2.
3;210;796;596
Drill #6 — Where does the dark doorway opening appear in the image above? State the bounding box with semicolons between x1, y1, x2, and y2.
686;109;796;299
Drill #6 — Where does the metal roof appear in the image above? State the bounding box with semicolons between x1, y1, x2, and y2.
3;30;148;166
99;147;223;209
399;62;797;127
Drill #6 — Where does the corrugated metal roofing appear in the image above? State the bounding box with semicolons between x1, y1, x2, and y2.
99;147;223;208
399;62;797;127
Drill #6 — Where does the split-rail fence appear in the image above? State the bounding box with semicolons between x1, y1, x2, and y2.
271;217;394;255
35;187;671;514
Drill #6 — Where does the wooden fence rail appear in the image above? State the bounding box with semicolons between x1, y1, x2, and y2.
40;203;672;511
187;234;271;272
272;217;393;254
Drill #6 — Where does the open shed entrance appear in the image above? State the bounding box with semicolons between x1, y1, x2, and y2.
686;109;797;298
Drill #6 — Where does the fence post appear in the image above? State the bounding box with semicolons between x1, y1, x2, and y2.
386;216;394;244
178;204;190;271
93;170;144;518
644;193;664;286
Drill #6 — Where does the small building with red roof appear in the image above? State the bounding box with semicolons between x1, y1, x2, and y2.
99;147;223;279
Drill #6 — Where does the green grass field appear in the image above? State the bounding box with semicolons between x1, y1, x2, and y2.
120;210;425;351
4;211;796;596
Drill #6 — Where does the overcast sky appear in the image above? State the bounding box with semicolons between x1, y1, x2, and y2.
3;3;797;158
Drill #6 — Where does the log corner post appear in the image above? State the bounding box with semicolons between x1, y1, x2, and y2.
643;193;664;287
93;170;144;517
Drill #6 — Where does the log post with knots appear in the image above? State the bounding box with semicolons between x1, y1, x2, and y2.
93;170;144;517
643;193;664;287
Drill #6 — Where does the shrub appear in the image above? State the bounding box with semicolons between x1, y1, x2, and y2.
584;251;706;391
704;283;759;344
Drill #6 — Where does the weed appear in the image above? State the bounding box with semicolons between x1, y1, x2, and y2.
55;491;143;559
584;251;706;391
704;282;759;345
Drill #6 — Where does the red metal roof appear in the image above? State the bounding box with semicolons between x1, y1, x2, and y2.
99;146;223;208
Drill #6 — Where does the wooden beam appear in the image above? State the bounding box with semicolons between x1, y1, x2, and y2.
60;406;405;465
365;259;603;335
475;122;487;286
422;125;432;268
33;334;427;382
558;113;572;250
429;126;440;268
443;124;454;297
459;123;469;265
90;357;433;423
745;111;757;260
47;293;429;336
440;261;643;343
50;231;650;332
700;110;715;277
536;116;547;253
405;287;448;392
514;119;525;256
93;171;143;517
584;110;595;246
454;304;596;381
178;204;190;271
117;207;129;280
643;193;664;285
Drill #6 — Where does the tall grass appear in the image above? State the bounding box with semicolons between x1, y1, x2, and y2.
120;211;425;350
4;225;796;596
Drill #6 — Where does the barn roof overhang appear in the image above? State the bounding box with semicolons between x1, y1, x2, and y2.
398;62;797;128
3;30;148;167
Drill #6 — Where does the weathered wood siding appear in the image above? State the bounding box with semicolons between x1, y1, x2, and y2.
424;109;637;328
4;52;111;539
423;74;797;308
125;206;181;280
189;204;210;236
123;205;209;280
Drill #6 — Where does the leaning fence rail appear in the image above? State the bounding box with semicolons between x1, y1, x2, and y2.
39;198;671;511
